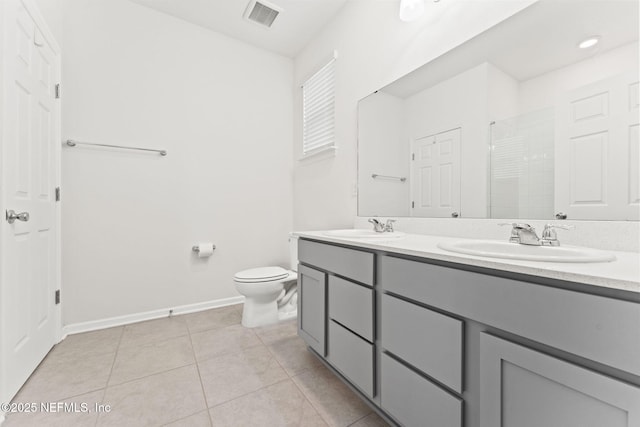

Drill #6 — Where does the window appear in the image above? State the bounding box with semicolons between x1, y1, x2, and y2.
302;54;336;158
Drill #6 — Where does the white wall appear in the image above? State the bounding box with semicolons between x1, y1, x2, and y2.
60;0;293;326
518;41;639;113
357;91;409;217
292;0;537;231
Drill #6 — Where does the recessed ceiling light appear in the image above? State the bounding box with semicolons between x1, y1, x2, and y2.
578;36;600;49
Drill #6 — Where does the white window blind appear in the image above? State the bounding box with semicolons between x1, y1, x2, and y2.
302;56;336;158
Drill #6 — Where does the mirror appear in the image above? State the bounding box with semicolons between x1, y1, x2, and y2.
358;0;639;221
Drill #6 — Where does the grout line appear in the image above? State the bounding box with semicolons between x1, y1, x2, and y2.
92;388;107;427
196;345;287;410
187;319;212;419
160;409;212;427
207;377;292;412
96;326;125;426
289;371;335;427
346;412;374;427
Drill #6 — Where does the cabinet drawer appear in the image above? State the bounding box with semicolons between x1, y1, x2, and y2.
381;353;462;427
382;294;463;393
328;321;374;397
379;255;640;376
299;239;374;286
329;276;374;342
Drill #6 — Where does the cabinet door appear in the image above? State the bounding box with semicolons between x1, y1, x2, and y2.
480;333;640;427
298;265;327;356
381;353;462;427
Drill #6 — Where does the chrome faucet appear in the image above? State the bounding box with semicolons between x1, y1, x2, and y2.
499;223;541;246
500;223;574;246
368;218;385;232
368;218;397;233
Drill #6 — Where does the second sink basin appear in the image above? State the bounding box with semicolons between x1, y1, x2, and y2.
437;239;616;263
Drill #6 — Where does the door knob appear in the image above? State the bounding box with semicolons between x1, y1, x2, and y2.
6;210;29;224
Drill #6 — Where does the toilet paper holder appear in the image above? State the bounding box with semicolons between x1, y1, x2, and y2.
192;244;216;253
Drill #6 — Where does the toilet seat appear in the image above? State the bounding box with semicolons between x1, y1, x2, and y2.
234;266;290;283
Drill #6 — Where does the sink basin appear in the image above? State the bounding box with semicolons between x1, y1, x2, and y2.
437;240;616;263
323;229;406;239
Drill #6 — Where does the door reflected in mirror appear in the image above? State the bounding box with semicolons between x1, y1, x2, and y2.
357;0;639;221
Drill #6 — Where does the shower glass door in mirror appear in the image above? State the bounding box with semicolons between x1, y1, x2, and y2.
357;0;639;221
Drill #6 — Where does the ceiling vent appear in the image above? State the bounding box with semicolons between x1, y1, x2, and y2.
243;0;282;28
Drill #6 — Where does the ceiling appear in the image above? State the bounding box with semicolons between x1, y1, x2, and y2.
384;0;639;98
129;0;347;58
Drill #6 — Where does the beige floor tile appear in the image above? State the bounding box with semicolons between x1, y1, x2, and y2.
109;335;195;386
4;389;104;427
119;316;189;349
267;336;323;377
97;365;206;427
14;351;115;402
163;410;212;427
198;345;288;407
191;324;262;362
183;305;243;334
49;327;123;360
254;319;298;345
348;413;391;427
292;367;372;427
209;379;327;427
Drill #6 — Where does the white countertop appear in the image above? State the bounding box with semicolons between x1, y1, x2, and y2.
294;231;640;294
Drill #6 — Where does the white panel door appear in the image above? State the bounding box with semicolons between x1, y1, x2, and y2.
555;72;640;220
411;128;461;217
1;0;61;407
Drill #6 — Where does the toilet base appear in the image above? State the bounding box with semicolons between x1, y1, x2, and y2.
241;297;280;328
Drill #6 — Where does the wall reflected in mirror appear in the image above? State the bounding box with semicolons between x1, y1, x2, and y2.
357;0;639;221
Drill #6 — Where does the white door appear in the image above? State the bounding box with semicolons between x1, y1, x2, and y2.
555;72;640;220
1;0;61;406
410;128;461;217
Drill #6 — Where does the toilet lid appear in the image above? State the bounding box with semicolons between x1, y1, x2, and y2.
234;266;290;283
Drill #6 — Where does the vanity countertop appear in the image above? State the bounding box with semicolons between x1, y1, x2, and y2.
293;231;640;294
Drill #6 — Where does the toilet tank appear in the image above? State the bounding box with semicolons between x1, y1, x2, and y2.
289;234;299;271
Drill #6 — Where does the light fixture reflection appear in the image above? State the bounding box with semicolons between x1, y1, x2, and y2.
578;36;600;49
399;0;425;22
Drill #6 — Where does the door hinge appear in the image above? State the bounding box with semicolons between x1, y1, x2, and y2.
55;83;61;99
55;290;61;305
412;153;415;160
55;187;61;202
411;201;415;208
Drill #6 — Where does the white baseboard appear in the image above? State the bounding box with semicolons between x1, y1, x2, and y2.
61;296;245;338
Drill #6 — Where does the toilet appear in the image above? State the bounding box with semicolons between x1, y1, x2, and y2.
233;235;299;328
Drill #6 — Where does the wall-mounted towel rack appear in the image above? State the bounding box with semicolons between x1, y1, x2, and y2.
66;139;167;156
371;174;406;182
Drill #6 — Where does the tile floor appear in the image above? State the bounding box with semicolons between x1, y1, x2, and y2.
5;304;390;427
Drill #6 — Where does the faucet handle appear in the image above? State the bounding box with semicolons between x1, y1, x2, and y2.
384;219;396;232
544;223;574;231
498;223;521;243
498;222;534;231
541;224;574;246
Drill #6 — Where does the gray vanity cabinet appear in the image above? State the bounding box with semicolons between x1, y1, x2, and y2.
480;333;640;427
297;264;327;356
297;239;376;398
297;238;640;427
